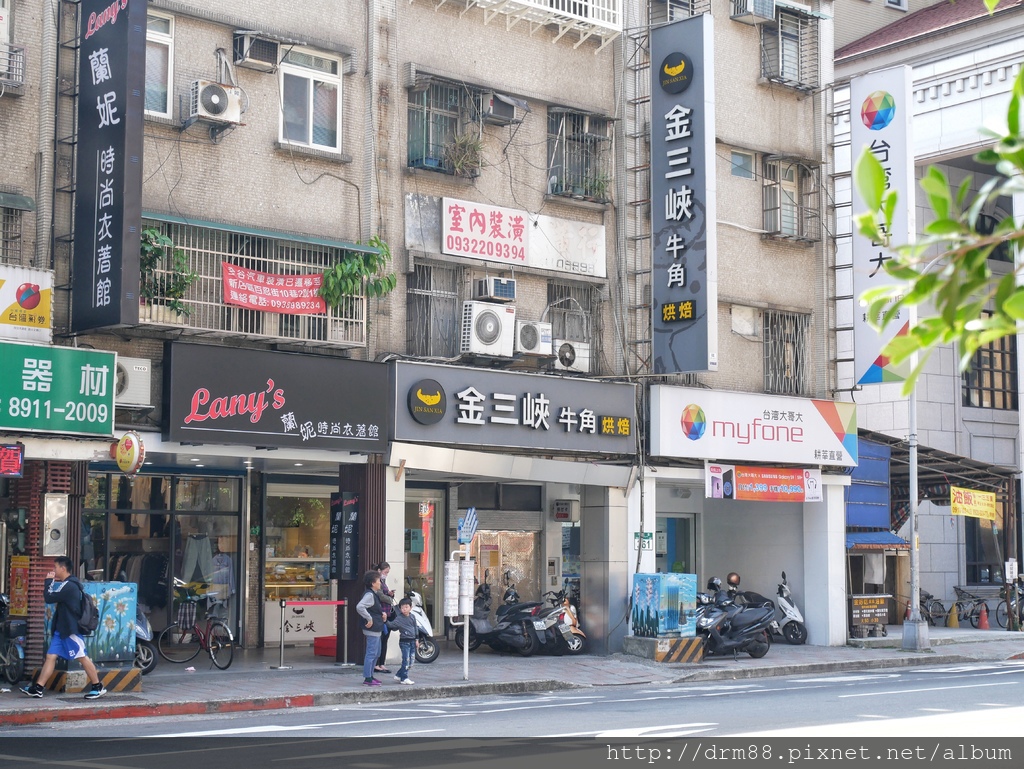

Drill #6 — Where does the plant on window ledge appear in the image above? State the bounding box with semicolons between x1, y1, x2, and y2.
139;227;198;321
318;234;398;309
442;132;484;178
584;172;611;202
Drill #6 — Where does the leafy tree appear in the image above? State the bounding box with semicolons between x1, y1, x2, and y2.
855;66;1024;395
318;234;397;308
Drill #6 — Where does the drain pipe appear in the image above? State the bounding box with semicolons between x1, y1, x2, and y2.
36;2;57;270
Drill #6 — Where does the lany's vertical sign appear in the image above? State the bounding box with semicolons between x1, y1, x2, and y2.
650;14;717;374
71;0;146;332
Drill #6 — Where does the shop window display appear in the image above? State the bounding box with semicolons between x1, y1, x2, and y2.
404;488;442;631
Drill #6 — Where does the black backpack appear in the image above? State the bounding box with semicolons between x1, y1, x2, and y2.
76;582;99;636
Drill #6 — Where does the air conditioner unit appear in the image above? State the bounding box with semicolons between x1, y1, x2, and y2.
114;357;153;408
730;0;776;24
515;321;553;356
233;33;280;72
553;339;591;373
188;80;243;124
460;301;516;357
480;92;521;126
474;277;517;302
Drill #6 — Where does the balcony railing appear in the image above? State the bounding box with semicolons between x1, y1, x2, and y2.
139;218;368;349
456;0;621;50
0;43;26;91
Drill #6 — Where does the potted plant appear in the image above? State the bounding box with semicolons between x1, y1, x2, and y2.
584;172;611;202
319;235;397;340
442;132;484;178
139;227;198;323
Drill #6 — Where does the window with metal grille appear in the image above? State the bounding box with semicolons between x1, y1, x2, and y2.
280;48;342;151
962;313;1018;410
763;310;809;395
547;110;612;203
407;261;463;357
145;12;173;118
408;82;477;174
762;157;821;241
651;0;713;22
0;206;22;263
547;281;595;344
760;10;818;91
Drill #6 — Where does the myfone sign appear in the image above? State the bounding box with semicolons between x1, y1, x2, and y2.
393;362;636;454
165;343;388;452
649;386;857;467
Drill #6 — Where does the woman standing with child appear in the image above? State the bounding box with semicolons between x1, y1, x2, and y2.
374;561;395;674
355;570;385;687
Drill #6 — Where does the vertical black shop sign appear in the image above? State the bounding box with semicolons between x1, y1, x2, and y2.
72;0;146;332
330;492;359;581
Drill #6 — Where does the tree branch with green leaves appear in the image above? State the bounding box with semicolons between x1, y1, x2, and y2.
318;234;397;309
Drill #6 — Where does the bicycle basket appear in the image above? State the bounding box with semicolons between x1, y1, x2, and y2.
177;601;197;629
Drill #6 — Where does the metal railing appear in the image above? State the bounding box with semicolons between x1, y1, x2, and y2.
0;43;26;90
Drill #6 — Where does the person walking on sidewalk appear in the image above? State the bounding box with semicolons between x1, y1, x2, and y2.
21;556;106;700
387;597;417;685
356;570;385;687
374;561;395;675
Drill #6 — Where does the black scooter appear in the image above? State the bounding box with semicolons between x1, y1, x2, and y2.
454;582;537;656
0;592;26;684
696;577;773;659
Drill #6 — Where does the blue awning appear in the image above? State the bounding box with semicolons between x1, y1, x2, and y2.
846;531;908;550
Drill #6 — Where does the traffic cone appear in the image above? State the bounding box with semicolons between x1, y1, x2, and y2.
946;603;959;628
978;602;990;630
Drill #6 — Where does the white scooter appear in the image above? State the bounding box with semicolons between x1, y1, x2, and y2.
133;603;158;674
407;591;439;663
775;571;807;645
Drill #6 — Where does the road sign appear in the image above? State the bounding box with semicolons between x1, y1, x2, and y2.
458;506;478;545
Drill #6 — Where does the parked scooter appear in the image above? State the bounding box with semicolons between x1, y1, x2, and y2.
407;590;439;663
454;581;537;656
134;602;158;675
696;577;773;659
530;588;586;654
0;592;26;684
775;571;807;645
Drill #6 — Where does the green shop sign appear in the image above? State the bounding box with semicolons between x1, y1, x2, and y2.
0;341;115;437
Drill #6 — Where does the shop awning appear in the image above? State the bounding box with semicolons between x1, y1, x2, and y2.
846;531;909;550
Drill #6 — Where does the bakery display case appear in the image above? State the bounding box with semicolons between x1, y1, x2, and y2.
263;558;334;645
263;558;330;601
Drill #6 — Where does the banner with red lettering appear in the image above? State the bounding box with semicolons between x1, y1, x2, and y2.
705;463;823;503
222;263;326;315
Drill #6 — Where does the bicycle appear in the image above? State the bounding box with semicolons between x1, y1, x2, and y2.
919;589;947;627
953;586;989;628
995;578;1024;629
158;581;234;670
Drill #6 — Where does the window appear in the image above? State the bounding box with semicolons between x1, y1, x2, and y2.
1;206;23;262
731;151;754;179
965;516;1003;585
407;261;463;357
886;0;908;9
280;49;342;152
762;157;820;241
760;10;819;91
763;310;810;395
962;313;1018;410
547;110;612;202
145;12;173;117
407;82;475;174
547;281;595;343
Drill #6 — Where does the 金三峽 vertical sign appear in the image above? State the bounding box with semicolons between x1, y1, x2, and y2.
850;65;914;385
650;15;717;374
71;0;146;332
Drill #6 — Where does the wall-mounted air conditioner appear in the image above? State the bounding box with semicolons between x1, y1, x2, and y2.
114;357;153;408
188;80;243;124
730;0;776;24
480;92;522;126
233;33;280;72
553;339;591;373
515;321;553;356
461;301;516;357
474;277;516;302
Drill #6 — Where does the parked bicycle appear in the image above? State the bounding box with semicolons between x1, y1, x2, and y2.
953;586;989;628
995;577;1024;629
157;579;234;669
919;589;947;627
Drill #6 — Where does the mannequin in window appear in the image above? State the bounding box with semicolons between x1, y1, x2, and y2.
208;542;235;619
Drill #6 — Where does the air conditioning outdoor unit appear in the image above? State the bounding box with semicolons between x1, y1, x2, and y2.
480;92;521;126
188;80;243;124
515;321;553;356
233;33;280;72
730;0;776;24
460;301;516;357
474;277;517;302
114;357;153;408
553;339;591;373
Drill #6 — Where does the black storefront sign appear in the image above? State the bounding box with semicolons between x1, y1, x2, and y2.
329;492;359;581
72;0;145;332
164;343;389;452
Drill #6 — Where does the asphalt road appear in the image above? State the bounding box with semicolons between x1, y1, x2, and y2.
3;660;1023;739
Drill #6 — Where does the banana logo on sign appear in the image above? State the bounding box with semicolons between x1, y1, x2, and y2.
408;379;446;425
663;61;686;77
416;388;441;406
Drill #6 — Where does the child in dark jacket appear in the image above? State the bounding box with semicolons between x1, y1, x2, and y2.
386;597;418;684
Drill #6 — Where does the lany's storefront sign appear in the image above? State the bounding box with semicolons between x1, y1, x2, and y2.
0;265;53;343
705;463;823;503
0;341;115;437
650;385;857;467
950;485;998;521
394;362;636;453
165;343;388;452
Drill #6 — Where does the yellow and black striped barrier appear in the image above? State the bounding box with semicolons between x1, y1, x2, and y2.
654;636;705;663
34;667;142;693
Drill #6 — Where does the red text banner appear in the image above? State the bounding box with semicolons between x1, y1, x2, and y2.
222;263;326;315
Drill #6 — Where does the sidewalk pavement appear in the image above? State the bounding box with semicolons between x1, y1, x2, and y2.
1;625;1021;726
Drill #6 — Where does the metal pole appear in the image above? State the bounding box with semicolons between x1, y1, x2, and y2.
343;600;349;664
272;599;292;669
903;385;930;650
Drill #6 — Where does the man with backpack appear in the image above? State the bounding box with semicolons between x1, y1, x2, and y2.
21;555;106;700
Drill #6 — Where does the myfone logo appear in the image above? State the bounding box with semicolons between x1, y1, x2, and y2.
680;404;706;440
408;379;446;425
861;90;896;131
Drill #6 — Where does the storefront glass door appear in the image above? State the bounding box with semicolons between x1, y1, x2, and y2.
405;486;443;632
655;514;696;574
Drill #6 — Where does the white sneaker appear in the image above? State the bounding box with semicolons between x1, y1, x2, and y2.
393;675;402;683
399;678;414;685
